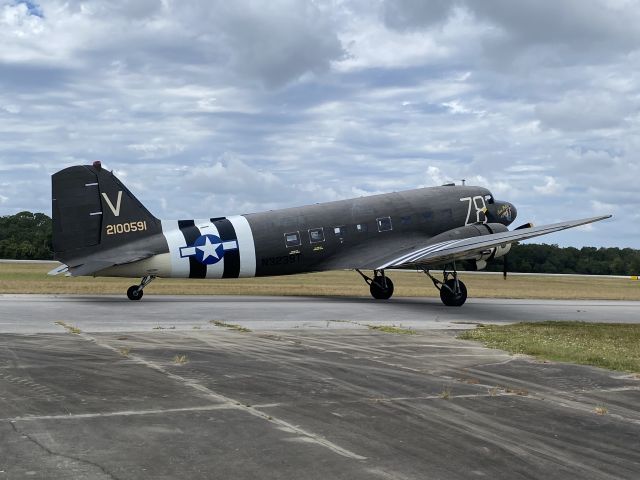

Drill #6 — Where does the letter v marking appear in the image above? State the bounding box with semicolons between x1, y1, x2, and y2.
102;191;123;217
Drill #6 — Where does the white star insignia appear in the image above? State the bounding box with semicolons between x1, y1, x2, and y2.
196;236;221;261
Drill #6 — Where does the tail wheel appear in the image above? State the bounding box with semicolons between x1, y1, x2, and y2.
370;276;394;300
440;279;467;307
127;285;143;301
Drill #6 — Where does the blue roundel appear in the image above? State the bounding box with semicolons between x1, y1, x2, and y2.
193;234;225;265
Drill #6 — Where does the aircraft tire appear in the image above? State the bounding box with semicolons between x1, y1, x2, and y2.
127;285;143;301
440;279;467;307
370;277;394;300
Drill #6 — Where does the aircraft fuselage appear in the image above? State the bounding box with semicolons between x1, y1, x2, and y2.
99;185;513;279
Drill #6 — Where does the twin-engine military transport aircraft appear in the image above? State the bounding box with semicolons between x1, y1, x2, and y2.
49;162;610;306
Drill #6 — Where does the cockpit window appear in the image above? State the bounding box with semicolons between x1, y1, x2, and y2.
484;194;494;204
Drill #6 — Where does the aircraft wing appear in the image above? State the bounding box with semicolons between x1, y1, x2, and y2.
375;215;611;270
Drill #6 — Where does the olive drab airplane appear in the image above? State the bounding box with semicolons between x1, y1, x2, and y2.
49;162;611;306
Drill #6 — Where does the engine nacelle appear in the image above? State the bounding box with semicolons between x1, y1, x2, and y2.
427;223;512;271
473;243;512;270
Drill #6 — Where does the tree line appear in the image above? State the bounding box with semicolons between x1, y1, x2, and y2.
0;211;638;275
483;243;640;276
0;212;53;260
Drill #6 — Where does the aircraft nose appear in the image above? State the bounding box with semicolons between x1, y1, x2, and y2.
494;201;517;225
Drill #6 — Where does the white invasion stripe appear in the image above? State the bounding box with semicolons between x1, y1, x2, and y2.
400;241;451;263
401;246;448;265
390;238;474;269
228;215;256;277
195;219;224;279
403;239;463;263
89;211;103;216
401;239;466;265
162;220;190;278
377;240;452;269
85;182;98;186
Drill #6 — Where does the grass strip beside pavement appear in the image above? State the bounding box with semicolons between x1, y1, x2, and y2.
2;263;640;300
459;322;640;373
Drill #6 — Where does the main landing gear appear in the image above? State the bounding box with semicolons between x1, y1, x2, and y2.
357;265;467;306
356;269;395;300
422;264;468;307
126;275;156;301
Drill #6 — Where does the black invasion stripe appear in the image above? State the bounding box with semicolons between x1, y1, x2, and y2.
212;217;240;278
178;219;206;278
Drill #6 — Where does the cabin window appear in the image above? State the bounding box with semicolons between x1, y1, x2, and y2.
334;226;346;237
284;231;301;247
400;216;412;225
421;211;433;222
356;223;368;233
309;228;325;243
377;217;393;232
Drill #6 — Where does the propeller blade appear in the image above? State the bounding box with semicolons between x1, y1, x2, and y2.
514;222;534;230
503;254;508;280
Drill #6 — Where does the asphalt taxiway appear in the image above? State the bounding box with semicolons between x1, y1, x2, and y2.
1;294;639;333
1;295;639;479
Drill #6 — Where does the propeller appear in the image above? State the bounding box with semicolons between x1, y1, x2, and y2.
503;222;533;279
503;253;508;280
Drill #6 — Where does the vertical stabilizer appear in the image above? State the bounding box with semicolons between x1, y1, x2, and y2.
52;162;166;273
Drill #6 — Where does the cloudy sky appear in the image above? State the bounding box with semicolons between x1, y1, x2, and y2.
1;0;638;247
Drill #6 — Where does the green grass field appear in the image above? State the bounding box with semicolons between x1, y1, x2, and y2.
1;262;639;300
459;322;640;373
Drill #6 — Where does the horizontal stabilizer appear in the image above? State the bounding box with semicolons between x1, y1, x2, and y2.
64;247;158;277
47;264;69;276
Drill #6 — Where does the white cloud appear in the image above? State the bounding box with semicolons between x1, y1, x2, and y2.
1;103;20;114
535;92;635;131
533;176;562;195
127;141;186;159
425;166;448;186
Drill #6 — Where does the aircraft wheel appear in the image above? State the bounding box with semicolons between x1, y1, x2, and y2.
370;277;394;300
440;279;467;307
127;285;143;301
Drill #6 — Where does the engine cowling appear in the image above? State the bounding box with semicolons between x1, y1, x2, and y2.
427;223;512;270
472;243;511;270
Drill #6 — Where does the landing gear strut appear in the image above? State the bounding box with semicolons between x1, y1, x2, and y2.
126;275;156;301
356;269;394;300
422;263;468;307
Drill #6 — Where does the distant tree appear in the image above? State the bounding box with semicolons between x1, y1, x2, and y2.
0;211;53;260
485;243;640;276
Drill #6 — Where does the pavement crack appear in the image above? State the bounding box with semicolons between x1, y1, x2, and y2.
9;420;121;480
77;332;367;461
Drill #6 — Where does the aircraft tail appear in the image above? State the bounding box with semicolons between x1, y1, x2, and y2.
51;162;165;274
